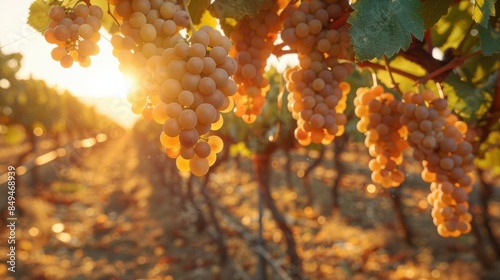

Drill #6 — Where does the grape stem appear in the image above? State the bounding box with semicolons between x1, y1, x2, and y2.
183;0;196;33
383;55;402;94
357;61;420;81
424;29;433;53
417;50;482;84
106;2;121;27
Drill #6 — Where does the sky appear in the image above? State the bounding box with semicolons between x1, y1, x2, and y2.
0;0;139;128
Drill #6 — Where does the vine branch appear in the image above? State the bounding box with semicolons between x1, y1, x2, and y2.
417;50;482;84
357;61;420;81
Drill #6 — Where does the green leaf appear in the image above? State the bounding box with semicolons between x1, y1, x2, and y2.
431;2;473;51
473;0;496;27
348;0;425;61
194;11;218;31
27;0;52;33
91;0;120;34
422;0;453;29
443;73;494;122
208;0;266;21
27;0;119;35
189;0;211;25
478;23;500;54
220;18;237;37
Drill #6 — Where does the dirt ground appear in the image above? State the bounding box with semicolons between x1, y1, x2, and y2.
1;131;500;280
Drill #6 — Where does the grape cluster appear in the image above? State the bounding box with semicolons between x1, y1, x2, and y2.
229;0;284;123
398;90;475;237
108;0;236;176
286;66;350;145
147;26;237;176
109;0;190;114
354;85;408;188
281;0;352;59
281;0;353;145
45;4;103;68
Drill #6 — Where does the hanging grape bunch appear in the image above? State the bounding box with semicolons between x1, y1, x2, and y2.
282;0;354;145
397;90;475;237
230;0;285;123
45;3;103;68
354;85;408;188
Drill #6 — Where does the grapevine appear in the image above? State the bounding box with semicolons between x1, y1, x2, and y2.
24;0;500;247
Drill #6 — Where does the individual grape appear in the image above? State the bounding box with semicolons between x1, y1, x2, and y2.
153;102;169;124
160;132;179;149
194;141;211;158
140;23;157;41
53;25;71;41
176;156;191;172
49;6;66;21
179;128;199;147
130;11;147;28
51;46;67;61
196;103;217;124
178;109;198;129
163;118;182;137
189;155;210;176
60;54;73;68
89;5;104;19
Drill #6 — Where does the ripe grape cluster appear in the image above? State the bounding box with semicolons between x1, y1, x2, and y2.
106;0;236;176
45;4;103;68
398;90;475;237
147;26;237;176
109;0;190;114
229;0;284;123
354;85;408;188
281;0;353;145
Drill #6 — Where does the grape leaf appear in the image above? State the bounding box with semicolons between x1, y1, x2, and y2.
194;11;218;31
422;0;453;29
220;18;237;37
27;0;52;33
91;0;119;34
208;0;266;20
348;0;425;61
443;73;493;122
189;0;211;25
473;0;496;27
478;24;500;54
27;0;118;35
